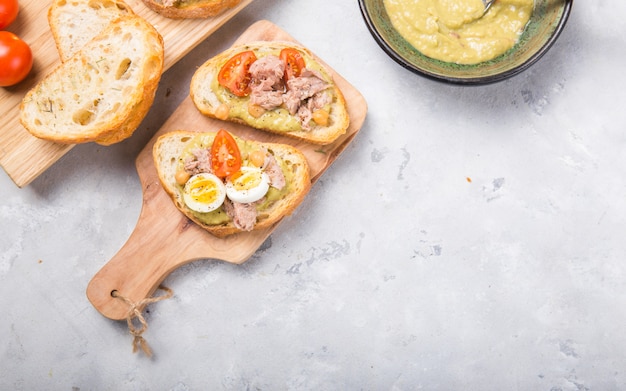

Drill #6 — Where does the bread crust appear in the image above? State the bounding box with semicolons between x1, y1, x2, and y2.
20;15;164;145
153;130;312;238
140;0;242;18
48;0;136;62
190;41;350;145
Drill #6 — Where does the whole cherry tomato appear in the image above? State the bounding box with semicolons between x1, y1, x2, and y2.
0;0;19;30
0;31;32;87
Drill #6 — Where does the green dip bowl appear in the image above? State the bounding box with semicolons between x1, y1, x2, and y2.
358;0;573;85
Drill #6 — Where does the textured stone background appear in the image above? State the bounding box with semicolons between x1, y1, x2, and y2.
2;1;625;389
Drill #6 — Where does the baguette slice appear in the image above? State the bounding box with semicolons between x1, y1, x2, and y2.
20;15;164;145
153;130;312;238
48;0;136;62
140;0;242;18
190;41;350;145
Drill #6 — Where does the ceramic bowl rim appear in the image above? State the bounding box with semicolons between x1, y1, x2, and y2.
358;0;574;85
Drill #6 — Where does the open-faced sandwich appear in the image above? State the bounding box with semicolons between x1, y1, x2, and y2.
140;0;242;18
190;41;350;145
153;129;311;237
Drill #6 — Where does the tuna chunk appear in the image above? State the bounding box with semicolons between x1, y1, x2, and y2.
263;153;286;190
249;55;286;110
283;69;329;115
184;148;212;175
223;198;258;231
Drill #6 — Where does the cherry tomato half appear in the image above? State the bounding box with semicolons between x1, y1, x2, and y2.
0;0;19;30
0;31;32;87
210;129;242;179
217;50;257;97
280;48;306;81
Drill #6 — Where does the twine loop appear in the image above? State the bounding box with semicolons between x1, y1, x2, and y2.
111;285;173;358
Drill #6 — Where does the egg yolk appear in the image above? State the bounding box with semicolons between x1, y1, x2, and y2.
188;177;221;203
229;169;264;191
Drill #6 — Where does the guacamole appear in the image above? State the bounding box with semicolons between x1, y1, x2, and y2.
384;0;534;64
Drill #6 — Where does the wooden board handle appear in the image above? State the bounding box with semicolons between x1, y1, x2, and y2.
87;181;181;319
86;159;272;320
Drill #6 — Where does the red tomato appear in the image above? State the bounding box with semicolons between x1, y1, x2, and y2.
280;48;306;81
210;129;242;179
0;0;19;30
0;31;32;87
217;50;257;97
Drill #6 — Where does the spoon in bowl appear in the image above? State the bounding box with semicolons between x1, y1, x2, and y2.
482;0;495;13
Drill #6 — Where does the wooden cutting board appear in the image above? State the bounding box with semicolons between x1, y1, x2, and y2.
86;20;368;321
0;0;254;188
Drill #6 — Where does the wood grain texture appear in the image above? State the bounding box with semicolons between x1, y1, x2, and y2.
0;0;254;188
86;20;368;320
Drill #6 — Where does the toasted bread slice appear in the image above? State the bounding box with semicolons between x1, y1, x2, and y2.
153;130;311;238
48;0;136;62
140;0;242;18
20;15;164;145
190;41;350;145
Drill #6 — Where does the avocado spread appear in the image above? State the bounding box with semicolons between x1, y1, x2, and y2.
384;0;534;64
211;47;334;132
177;134;294;226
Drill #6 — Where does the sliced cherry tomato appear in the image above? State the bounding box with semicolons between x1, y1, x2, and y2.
280;48;306;81
217;50;257;97
210;129;242;179
0;0;19;30
0;31;32;87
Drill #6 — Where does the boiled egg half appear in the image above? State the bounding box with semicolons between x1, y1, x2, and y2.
226;166;270;204
183;173;227;213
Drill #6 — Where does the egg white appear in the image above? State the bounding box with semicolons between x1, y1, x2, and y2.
183;173;227;213
226;166;270;204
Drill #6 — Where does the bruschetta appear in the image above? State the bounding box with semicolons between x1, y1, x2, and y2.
190;41;350;145
153;129;311;237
